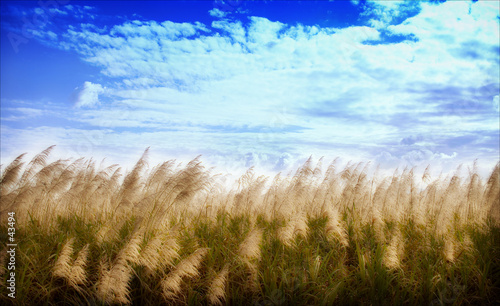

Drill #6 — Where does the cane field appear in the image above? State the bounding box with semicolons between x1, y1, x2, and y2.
1;146;499;305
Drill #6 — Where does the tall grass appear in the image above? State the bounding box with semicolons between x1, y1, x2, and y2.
0;147;499;305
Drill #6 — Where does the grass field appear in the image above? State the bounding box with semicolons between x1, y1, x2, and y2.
1;146;499;305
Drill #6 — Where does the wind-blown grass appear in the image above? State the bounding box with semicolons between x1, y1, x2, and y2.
0;147;499;305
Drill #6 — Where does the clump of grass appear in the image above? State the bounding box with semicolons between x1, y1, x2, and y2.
1;147;499;305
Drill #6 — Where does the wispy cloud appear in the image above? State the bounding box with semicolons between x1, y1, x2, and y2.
209;8;227;19
1;107;44;121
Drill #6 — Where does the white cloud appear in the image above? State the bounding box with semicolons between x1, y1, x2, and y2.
386;0;499;53
362;1;420;29
212;20;246;43
73;81;105;108
209;8;227;18
247;17;285;45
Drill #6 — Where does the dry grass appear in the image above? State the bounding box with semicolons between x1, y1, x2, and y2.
96;230;143;304
0;147;499;305
161;248;209;300
53;238;90;291
207;264;230;305
238;227;263;263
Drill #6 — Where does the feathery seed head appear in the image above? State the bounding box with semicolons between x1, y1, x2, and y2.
139;234;163;274
293;213;309;238
97;262;134;305
238;228;263;262
67;244;89;289
53;238;75;279
383;229;404;270
96;232;140;305
160;236;181;267
175;247;209;278
116;230;143;266
161;272;183;299
325;208;349;247
443;235;455;263
371;207;386;243
207;265;230;305
277;220;295;246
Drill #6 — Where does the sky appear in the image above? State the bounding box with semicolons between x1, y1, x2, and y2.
1;0;499;176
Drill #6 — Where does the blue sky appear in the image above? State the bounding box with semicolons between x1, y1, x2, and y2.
1;0;499;175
